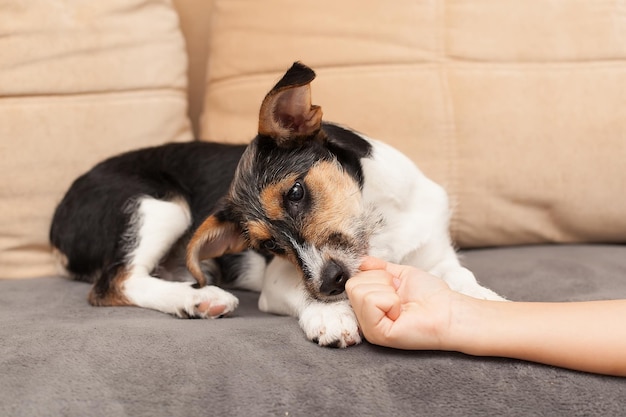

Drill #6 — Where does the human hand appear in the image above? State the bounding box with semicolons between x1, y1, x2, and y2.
348;259;626;376
346;257;460;350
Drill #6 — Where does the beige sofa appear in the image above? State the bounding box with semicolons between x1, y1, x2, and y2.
1;1;625;415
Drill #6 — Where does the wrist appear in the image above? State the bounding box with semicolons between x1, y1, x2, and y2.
441;294;493;355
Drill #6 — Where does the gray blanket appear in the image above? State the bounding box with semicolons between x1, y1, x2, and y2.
1;245;625;416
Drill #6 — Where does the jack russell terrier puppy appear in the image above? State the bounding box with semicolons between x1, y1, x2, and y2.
50;62;503;348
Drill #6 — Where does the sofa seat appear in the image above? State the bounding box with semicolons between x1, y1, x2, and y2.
1;245;624;417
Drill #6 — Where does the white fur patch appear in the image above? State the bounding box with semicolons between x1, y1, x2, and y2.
361;138;450;265
125;197;192;272
258;257;308;317
123;274;239;318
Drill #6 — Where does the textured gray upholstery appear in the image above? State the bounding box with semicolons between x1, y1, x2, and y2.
2;245;625;417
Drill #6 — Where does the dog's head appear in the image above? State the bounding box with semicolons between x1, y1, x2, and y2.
187;63;379;300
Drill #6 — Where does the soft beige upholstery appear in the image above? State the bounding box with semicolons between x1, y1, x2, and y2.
172;0;213;138
0;0;192;278
2;0;625;279
200;0;626;247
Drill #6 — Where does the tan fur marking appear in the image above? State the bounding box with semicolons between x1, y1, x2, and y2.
186;216;246;287
247;220;273;245
259;174;299;220
302;161;362;246
88;269;132;307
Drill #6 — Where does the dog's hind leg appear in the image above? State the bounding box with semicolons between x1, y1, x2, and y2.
90;197;239;318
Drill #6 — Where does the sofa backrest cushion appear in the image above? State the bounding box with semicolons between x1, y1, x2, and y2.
0;0;192;278
199;0;626;248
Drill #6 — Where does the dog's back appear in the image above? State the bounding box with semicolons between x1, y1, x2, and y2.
50;142;245;283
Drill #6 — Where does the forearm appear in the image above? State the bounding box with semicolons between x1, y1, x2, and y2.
448;297;626;376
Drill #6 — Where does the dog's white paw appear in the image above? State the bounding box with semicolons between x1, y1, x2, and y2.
298;300;362;348
181;285;239;319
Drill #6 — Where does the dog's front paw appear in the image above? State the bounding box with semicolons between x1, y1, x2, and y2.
181;285;239;319
298;301;361;348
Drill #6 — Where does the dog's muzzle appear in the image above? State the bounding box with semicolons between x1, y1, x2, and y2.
319;259;350;296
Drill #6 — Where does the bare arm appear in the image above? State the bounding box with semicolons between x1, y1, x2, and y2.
346;257;626;377
451;297;626;376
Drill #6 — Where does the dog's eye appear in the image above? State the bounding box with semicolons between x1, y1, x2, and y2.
284;181;308;218
287;182;305;202
261;239;277;251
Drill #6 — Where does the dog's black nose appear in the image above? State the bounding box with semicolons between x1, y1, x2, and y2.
319;260;349;296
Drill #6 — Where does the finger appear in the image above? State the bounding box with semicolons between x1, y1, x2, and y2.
348;282;396;301
381;261;412;279
361;290;402;324
346;281;396;313
348;282;399;330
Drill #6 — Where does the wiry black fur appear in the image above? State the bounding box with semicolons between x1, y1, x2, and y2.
50;142;246;283
321;123;372;188
272;62;316;91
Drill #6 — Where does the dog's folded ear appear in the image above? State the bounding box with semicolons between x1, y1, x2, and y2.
258;62;323;146
186;214;247;287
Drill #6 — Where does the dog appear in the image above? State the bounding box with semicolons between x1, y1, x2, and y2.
50;62;503;348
